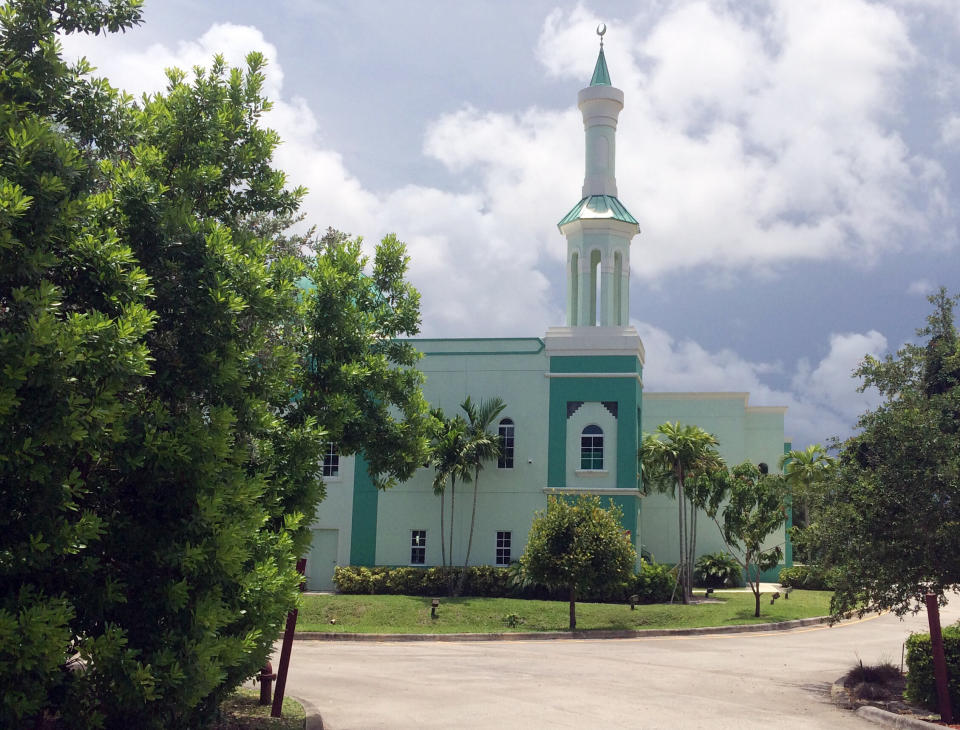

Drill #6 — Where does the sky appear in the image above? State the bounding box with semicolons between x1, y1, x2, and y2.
59;0;960;448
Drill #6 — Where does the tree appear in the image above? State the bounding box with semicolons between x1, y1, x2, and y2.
640;422;721;603
0;5;426;726
807;288;960;619
779;444;834;535
521;496;636;630
703;463;788;617
458;396;506;583
300;228;432;489
429;409;470;569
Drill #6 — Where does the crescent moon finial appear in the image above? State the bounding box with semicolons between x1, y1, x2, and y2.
597;23;606;48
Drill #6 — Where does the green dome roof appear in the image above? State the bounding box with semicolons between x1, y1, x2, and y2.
557;195;638;230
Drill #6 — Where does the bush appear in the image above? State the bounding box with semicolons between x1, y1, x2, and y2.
905;623;960;711
777;564;837;590
333;560;679;604
694;552;743;588
628;561;678;604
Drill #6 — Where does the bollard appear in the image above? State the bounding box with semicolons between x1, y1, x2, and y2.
258;662;276;706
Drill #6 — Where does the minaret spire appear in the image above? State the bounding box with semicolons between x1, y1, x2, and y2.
557;25;639;328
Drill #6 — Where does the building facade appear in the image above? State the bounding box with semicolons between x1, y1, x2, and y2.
305;40;791;591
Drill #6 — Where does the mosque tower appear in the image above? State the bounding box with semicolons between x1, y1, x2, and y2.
557;25;639;328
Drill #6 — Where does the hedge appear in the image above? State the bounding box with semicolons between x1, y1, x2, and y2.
777;564;837;591
333;560;677;604
905;623;960;711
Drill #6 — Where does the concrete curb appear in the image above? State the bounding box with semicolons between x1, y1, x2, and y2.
830;678;939;729
296;615;831;642
289;694;324;730
855;705;938;729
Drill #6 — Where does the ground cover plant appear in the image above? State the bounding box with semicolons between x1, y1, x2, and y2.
296;590;831;634
211;690;304;730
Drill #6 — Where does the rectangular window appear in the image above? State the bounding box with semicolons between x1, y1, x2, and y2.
498;419;515;469
410;530;426;565
322;442;339;478
495;531;511;566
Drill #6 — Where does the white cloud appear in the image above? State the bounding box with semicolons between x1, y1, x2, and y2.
907;278;934;295
637;320;887;446
942;116;960;148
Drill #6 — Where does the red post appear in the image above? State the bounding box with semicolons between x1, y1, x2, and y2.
271;558;306;718
925;592;954;723
258;661;275;705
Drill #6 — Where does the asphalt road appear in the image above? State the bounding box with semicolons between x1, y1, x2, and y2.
282;598;960;730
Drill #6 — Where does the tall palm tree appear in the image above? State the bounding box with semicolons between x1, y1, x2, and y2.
429;410;471;569
458;396;506;590
640;422;721;603
779;444;834;531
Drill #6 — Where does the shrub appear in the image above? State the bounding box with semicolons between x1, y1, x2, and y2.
905;623;960;711
694;552;743;588
777;564;837;590
629;561;678;604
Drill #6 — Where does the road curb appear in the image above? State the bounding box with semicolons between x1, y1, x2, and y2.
290;694;324;730
296;615;832;642
855;705;938;729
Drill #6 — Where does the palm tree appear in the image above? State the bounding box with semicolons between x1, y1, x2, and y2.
457;396;506;591
429;410;471;569
779;444;834;533
640;422;721;603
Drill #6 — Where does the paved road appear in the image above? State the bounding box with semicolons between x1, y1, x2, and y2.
282;598;960;730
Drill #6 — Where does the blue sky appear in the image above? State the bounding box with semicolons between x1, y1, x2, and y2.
60;1;960;447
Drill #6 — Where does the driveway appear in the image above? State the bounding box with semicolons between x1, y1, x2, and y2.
282;598;960;729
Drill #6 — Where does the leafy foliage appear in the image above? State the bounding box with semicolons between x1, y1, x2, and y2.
521;496;636;629
300;228;431;490
805;289;960;618
640;422;722;603
777;564;837;591
905;623;960;711
703;462;787;616
694;552;743;588
0;4;425;727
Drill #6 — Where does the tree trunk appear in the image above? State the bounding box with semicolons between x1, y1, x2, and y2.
457;467;481;596
569;586;577;631
678;477;690;604
439;486;447;569
688;505;698;599
447;481;456;595
754;587;761;618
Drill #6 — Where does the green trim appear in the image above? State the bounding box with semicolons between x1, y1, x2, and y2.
550;355;640;374
349;454;379;566
414;338;545;357
590;47;611;86
547;375;641;492
557;195;638;229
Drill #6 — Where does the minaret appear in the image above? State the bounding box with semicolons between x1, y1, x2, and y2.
558;25;639;328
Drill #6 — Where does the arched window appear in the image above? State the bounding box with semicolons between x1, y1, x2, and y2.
569;252;579;326
498;418;515;469
580;425;604;470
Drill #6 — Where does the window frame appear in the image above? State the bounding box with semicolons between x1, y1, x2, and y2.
580;424;604;471
410;529;426;565
495;530;512;566
322;442;340;478
497;418;515;469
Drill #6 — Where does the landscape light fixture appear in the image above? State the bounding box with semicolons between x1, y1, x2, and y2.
431;598;440;619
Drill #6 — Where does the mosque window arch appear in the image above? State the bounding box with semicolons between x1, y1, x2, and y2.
498;418;515;469
580;424;604;470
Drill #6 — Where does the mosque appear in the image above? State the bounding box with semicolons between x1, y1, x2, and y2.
305;34;792;591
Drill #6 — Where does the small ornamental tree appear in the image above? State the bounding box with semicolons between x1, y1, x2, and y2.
521;496;636;630
703;462;788;617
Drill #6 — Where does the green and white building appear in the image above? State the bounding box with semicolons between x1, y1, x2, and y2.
305;41;791;591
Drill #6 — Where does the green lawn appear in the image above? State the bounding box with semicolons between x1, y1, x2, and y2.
297;590;832;634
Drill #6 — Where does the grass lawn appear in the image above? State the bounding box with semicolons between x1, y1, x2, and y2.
211;689;305;730
297;590;832;634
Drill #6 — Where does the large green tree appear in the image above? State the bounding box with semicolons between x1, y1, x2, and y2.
807;289;960;619
0;3;428;727
429;409;470;569
521;496;636;630
640;422;721;603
